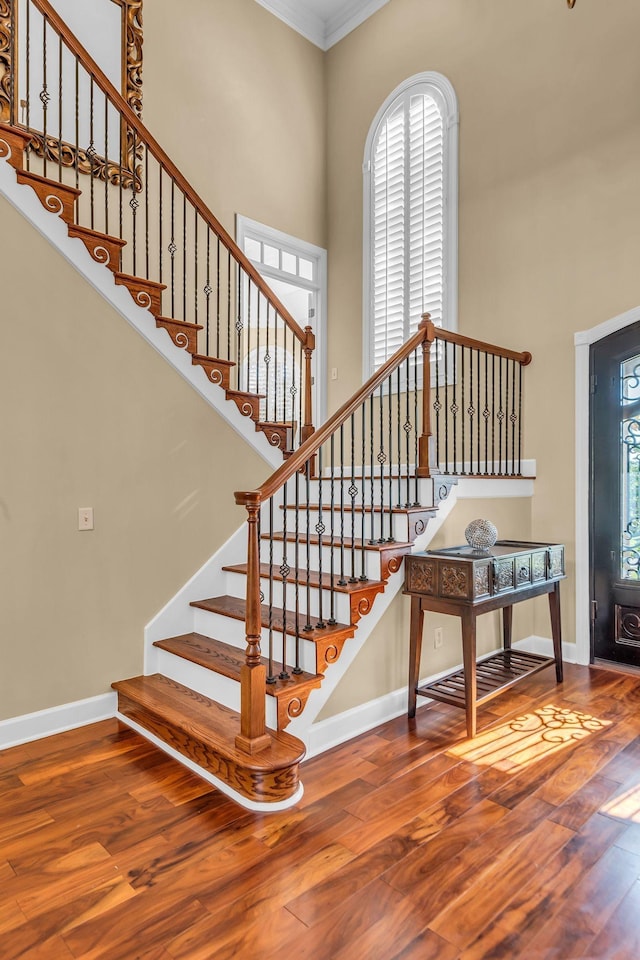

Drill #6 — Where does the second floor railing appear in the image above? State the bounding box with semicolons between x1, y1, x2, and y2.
3;0;314;447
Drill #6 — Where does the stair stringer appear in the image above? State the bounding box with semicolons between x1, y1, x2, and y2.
142;480;459;755
0;156;282;471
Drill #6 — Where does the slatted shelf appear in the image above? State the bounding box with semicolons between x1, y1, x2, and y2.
417;649;555;710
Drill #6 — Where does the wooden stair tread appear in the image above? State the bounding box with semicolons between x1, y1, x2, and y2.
223;562;385;595
15;167;81;196
226;388;266;401
67;223;126;247
112;674;304;769
153;633;322;697
156;316;203;331
192;353;235;367
190;595;354;642
281;503;438;515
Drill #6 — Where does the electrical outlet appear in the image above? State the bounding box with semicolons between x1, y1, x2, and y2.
78;507;94;531
434;627;443;649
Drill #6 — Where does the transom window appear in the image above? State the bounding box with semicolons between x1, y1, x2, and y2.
363;72;459;375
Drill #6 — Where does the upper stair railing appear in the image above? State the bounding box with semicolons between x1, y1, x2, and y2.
3;0;315;448
234;317;532;751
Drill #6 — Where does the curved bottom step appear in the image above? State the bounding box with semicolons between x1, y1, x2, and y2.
112;674;305;809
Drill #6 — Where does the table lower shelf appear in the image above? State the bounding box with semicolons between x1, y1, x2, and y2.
416;649;555;711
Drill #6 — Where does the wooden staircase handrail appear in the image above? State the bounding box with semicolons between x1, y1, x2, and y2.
437;328;532;366
26;0;308;347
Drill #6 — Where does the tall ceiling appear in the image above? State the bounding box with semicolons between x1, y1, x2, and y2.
253;0;390;50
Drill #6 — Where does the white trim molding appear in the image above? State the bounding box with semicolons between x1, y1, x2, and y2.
574;303;640;667
236;214;328;424
0;693;117;751
253;0;390;50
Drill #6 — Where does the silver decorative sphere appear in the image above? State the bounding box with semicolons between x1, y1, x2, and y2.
465;518;498;551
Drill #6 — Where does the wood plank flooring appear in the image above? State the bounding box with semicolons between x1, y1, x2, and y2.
2;663;640;958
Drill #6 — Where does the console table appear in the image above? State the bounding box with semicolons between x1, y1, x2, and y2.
403;540;565;738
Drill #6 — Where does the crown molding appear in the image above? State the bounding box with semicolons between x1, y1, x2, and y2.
253;0;390;50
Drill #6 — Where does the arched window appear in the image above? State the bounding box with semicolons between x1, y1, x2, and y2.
363;72;458;374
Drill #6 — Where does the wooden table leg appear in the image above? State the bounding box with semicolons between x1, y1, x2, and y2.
503;604;513;650
548;581;564;682
408;596;424;718
461;608;477;739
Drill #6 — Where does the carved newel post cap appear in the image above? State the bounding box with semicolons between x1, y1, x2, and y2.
465;519;498;552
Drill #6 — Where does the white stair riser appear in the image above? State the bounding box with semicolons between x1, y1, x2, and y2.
224;571;355;624
191;608;319;675
279;510;413;543
302;477;438;506
264;538;385;581
152;647;279;729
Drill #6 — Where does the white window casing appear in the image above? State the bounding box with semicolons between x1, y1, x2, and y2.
363;72;459;377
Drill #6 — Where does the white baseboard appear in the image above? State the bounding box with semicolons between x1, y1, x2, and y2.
0;692;118;751
306;633;576;759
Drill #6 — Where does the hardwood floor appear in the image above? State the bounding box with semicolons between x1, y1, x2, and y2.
2;663;640;959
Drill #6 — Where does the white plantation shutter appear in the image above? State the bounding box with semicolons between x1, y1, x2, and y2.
365;74;458;374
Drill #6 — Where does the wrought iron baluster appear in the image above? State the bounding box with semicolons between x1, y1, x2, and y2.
280;484;290;678
369;393;376;544
170;179;175;317
266;498;276;683
227;248;231;362
245;275;252;391
518;361;523;474
216;236;221;357
193;207;198;325
57;33;62;183
484;351;489;475
498;355;504;475
361;401;367;573
338;424;346;585
461;344;465;474
396;366;402;507
491;354;496;475
413;345;419;504
130;125;137;273
504;356;510;474
349;414;357;583
434;342;441;474
42;14;48;179
273;313;279;424
387;372;393;538
144;146;150;279
477;349;481;475
378;382;386;542
25;0;30;171
293;470;302;672
264;301;270;419
158;167;163;287
452;344;458;474
205;227;211;355
182;193;187;321
304;460;313;631
468;346;474;474
511;358;517;475
329;434;337;622
405;356;412;506
316;446;325;628
444;340;450;477
103;95;108;236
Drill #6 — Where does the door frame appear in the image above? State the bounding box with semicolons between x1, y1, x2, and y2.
236;214;327;425
575;302;640;666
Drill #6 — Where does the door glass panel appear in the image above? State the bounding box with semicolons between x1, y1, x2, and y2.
620;353;640;580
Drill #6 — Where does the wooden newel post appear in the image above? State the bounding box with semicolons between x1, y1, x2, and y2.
417;313;437;478
234;492;270;755
301;325;316;444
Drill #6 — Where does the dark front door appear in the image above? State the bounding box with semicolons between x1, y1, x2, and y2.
591;321;640;665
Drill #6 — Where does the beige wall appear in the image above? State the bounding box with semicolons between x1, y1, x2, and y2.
1;1;327;722
325;0;640;651
318;494;533;719
0;196;267;721
143;0;327;249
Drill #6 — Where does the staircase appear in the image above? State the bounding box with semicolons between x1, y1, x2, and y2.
0;0;533;811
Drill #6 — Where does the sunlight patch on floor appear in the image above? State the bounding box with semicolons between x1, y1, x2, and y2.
448;704;611;771
601;785;640;823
